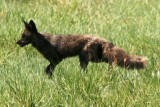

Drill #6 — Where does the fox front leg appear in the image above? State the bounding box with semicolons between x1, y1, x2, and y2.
45;61;59;77
45;64;54;76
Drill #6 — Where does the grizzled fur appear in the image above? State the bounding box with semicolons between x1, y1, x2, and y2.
17;20;148;76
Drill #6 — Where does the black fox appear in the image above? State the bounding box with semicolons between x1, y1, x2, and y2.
16;20;148;76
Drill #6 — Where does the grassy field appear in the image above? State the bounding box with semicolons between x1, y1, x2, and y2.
0;0;160;106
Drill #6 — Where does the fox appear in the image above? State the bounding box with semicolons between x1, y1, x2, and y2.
16;20;148;76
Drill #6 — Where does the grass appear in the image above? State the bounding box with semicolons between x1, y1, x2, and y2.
0;0;160;106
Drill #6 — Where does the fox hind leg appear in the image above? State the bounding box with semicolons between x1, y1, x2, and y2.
79;52;89;71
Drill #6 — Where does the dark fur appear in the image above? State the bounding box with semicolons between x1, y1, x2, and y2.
16;20;148;76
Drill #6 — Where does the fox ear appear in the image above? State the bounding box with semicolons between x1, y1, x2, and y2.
23;20;29;29
29;20;38;33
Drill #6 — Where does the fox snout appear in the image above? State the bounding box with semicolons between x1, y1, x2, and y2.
16;39;29;47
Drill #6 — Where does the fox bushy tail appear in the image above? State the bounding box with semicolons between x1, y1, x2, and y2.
104;45;148;69
123;55;148;69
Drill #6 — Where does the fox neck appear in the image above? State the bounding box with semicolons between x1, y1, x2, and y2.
31;33;50;51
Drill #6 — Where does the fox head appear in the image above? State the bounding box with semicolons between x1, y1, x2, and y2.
16;20;38;47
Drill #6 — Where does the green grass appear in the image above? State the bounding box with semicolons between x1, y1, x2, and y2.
0;0;160;106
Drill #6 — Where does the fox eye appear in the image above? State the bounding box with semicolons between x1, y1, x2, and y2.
22;34;26;38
